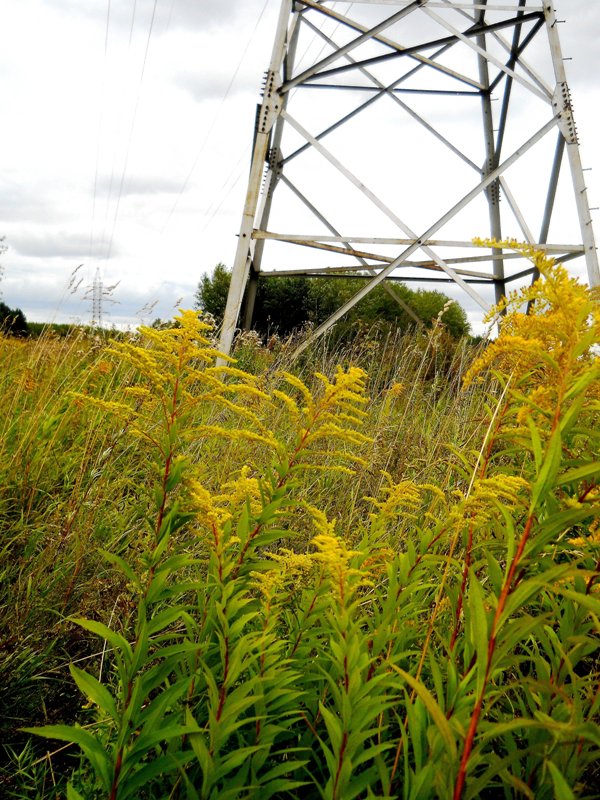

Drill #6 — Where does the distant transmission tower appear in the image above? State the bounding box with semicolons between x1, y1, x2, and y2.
220;0;598;356
86;266;120;328
91;266;103;327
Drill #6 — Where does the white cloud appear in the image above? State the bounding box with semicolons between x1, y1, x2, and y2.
9;231;115;260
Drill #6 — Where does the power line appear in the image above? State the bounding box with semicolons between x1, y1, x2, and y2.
104;0;160;263
97;0;143;271
128;0;138;46
161;0;273;233
88;0;112;274
164;0;176;35
201;4;354;239
200;146;252;234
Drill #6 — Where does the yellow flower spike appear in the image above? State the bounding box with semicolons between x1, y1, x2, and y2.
315;366;369;412
252;549;316;606
69;394;134;417
456;474;530;525
366;478;422;521
123;387;152;400
215;466;262;517
269;547;315;576
280;372;315;413
466;240;599;393
311;531;370;600
272;389;302;422
304;504;370;600
186;479;232;531
251;566;285;604
191;424;278;450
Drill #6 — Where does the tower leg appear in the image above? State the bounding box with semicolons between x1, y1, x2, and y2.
544;3;599;286
218;0;293;358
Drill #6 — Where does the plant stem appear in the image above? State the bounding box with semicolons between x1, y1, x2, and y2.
453;512;535;800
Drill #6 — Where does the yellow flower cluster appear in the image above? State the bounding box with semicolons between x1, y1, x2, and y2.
306;505;369;601
186;479;232;531
388;382;405;399
465;240;599;390
570;517;600;547
366;473;422;521
274;366;373;474
187;466;262;533
252;548;315;604
215;466;262;517
454;474;529;524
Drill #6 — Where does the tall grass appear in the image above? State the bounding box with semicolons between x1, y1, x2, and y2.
1;248;599;798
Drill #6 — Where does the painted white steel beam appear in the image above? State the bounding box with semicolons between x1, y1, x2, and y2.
294;0;484;89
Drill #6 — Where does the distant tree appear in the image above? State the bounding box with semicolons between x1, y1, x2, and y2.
353;282;470;338
195;264;470;339
254;276;315;335
195;263;230;321
0;302;29;337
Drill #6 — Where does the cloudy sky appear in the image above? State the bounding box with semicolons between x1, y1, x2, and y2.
1;0;598;332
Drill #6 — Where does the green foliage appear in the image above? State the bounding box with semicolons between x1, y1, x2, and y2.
195;262;231;324
26;321;94;338
2;248;600;798
195;264;470;339
0;302;29;337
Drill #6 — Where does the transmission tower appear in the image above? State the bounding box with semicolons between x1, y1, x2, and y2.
86;266;120;328
90;267;104;328
219;0;598;355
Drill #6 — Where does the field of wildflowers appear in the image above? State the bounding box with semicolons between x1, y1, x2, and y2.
0;247;599;798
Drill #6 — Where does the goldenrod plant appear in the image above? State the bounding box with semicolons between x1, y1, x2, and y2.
2;244;599;798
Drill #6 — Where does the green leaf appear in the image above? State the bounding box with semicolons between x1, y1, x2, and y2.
22;725;111;791
388;666;456;760
559;392;586;436
154;484;165;512
127;723;200;761
547;760;575;800
549;586;600;616
261;778;310;799
215;746;263;780
530;426;562;511
479;718;544;741
146;605;186;636
67;783;85;800
526;416;543;470
119;751;197;800
187;728;213;790
564;363;600;400
70;617;132;661
555;461;600;487
468;570;489;694
138;675;191;727
69;664;118;721
319;703;343;755
98;549;140;588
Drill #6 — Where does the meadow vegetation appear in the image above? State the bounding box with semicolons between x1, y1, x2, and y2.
0;245;599;798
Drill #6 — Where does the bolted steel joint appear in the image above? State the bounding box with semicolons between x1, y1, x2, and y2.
552;82;578;144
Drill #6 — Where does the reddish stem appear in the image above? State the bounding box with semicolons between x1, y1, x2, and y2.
453;512;535;800
450;521;474;651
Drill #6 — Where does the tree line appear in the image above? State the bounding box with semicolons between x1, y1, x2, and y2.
195;263;471;339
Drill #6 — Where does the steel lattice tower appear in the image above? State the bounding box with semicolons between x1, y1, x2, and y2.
90;266;104;328
220;0;598;355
